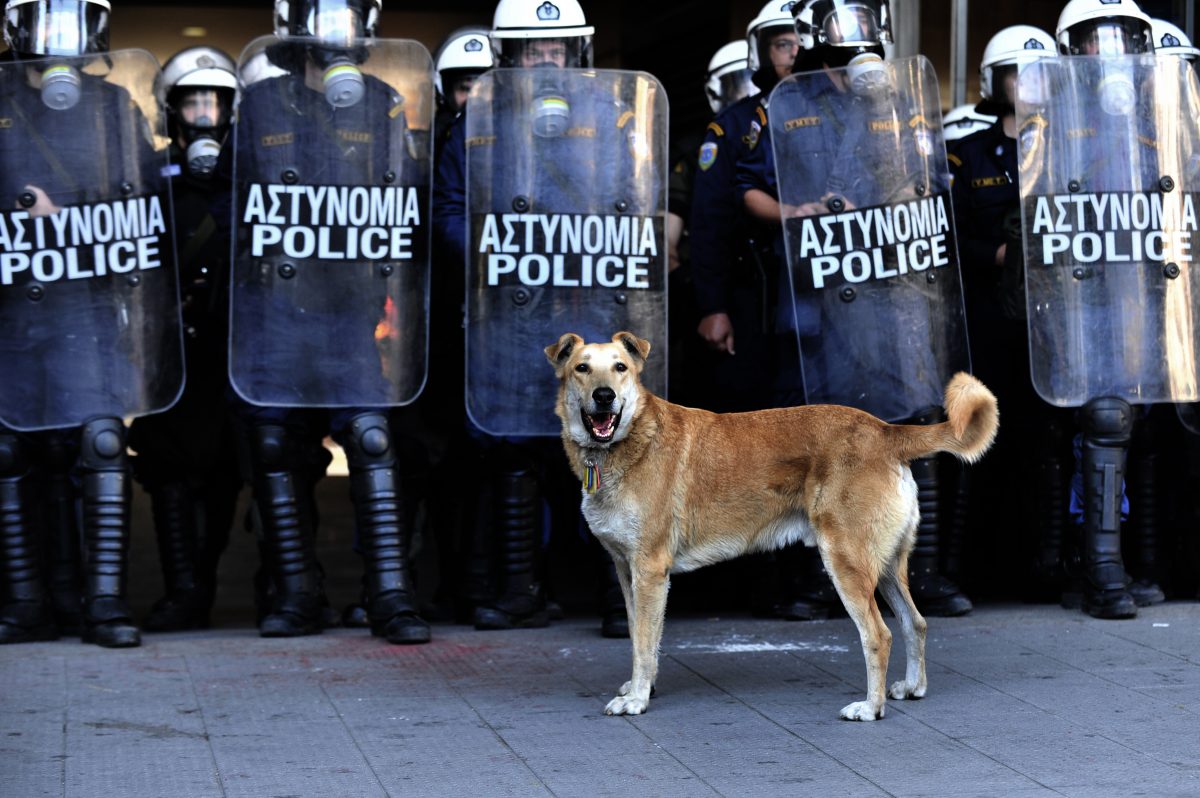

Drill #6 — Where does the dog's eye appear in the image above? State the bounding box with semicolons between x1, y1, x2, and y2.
614;362;628;373
575;363;590;373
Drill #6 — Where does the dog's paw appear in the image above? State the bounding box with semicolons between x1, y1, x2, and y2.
888;680;927;700
618;680;632;696
839;700;884;722
605;694;649;716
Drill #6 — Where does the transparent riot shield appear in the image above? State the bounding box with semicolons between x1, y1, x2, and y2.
464;69;668;436
0;50;182;431
769;55;969;422
1017;55;1200;407
230;36;433;408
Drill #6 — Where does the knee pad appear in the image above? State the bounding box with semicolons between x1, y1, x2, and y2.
0;429;26;477
1081;397;1133;448
488;441;538;479
79;418;127;472
340;413;393;470
249;424;293;471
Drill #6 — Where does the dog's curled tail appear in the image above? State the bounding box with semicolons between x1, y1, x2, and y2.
888;372;999;464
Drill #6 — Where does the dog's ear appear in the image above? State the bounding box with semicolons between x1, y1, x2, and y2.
612;331;651;366
545;332;584;376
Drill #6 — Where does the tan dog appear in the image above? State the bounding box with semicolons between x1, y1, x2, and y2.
544;331;998;721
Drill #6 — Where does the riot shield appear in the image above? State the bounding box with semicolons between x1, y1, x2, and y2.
464;69;668;436
0;50;182;431
1017;55;1200;407
229;36;433;408
769;55;969;422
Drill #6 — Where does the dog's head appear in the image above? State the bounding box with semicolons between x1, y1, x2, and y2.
544;331;652;448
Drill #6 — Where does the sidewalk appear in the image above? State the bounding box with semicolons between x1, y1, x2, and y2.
3;602;1198;797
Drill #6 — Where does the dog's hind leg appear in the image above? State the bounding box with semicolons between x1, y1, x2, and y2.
878;552;927;702
605;554;669;716
818;538;891;721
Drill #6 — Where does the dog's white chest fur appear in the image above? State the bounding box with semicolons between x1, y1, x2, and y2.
581;490;641;556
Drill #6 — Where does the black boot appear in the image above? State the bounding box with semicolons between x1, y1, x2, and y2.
0;432;56;644
908;455;973;617
251;425;322;637
79;419;140;648
1028;455;1068;603
474;449;548;630
40;435;83;634
598;553;628;638
343;414;429;645
776;545;839;620
1126;448;1166;606
942;461;970;585
1078;398;1138;619
144;481;211;631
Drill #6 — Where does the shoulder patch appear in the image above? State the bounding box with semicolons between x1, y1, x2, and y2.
946;152;962;167
706;121;725;138
388;103;406;119
784;116;821;130
755;105;767;126
698;141;718;171
616;110;636;129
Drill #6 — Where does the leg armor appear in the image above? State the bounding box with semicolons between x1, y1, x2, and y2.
341;413;429;645
907;409;972;617
142;480;209;631
250;423;322;637
79;418;140;647
0;429;55;643
473;443;548;630
1078;397;1137;619
39;432;82;632
1125;414;1166;606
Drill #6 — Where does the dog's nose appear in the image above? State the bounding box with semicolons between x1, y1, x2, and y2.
593;386;616;407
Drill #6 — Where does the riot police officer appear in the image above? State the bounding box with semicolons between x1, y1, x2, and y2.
687;2;838;622
747;0;975;616
1028;0;1167;618
126;46;244;632
948;25;1069;601
433;0;665;633
0;0;182;647
1151;18;1198;64
228;0;431;643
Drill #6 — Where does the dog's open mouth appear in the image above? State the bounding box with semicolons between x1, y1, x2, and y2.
582;409;621;443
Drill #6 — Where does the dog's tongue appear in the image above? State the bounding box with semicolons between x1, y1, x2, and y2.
592;413;616;437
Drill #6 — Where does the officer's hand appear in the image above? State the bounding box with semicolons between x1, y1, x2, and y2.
698;312;736;355
783;201;828;218
995;243;1007;267
21;185;60;218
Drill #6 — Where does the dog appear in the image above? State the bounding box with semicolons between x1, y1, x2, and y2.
544;331;998;721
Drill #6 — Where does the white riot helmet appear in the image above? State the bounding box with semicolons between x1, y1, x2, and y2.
1056;0;1153;56
156;47;240;177
1151;18;1199;61
979;25;1055;102
490;0;594;68
274;0;381;43
273;0;381;108
793;0;891;94
4;0;110;58
747;1;798;74
942;104;997;141
705;40;754;114
434;26;493;103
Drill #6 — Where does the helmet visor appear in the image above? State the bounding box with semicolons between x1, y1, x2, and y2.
172;87;234;130
497;35;592;69
712;67;755;109
279;0;379;46
1064;19;1151;56
820;6;882;46
5;0;109;57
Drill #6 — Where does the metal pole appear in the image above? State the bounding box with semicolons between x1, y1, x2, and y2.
950;0;969;107
893;0;921;58
1186;0;1195;44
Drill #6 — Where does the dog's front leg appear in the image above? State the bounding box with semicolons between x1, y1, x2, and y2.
605;557;669;716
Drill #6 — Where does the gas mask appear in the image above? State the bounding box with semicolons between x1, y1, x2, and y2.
171;87;234;177
846;51;887;95
40;62;82;109
530;67;569;138
311;47;365;108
